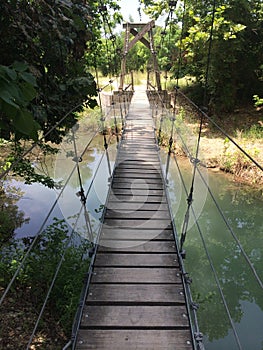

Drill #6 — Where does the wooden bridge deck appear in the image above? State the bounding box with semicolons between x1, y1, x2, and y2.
75;90;194;349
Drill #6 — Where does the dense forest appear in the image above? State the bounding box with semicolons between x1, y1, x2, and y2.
0;0;262;184
0;0;262;348
0;0;262;146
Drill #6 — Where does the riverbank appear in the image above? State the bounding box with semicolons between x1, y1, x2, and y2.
170;96;263;187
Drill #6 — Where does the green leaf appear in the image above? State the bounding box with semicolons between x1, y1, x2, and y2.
4;66;17;81
12;61;28;72
0;89;19;109
15;110;40;140
59;84;67;91
1;100;19;117
20;72;37;87
72;14;86;30
20;82;37;102
87;99;97;109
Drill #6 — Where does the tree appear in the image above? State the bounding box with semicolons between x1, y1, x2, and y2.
140;0;263;112
0;0;122;185
0;183;28;246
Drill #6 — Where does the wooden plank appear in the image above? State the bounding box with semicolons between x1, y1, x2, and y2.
115;159;160;165
100;228;174;241
121;142;156;147
98;239;173;249
114;168;162;173
111;182;165;190
94;253;178;267
115;163;161;170
76;329;193;349
108;194;166;203
120;144;157;149
104;210;170;219
117;154;158;159
118;153;158;158
122;136;155;140
119;151;157;155
118;150;157;155
98;240;176;253
114;167;161;174
106;202;168;211
103;219;172;229
81;305;189;328
110;177;163;186
117;158;160;164
118;157;159;161
91;267;182;283
113;173;162;180
87;284;185;304
110;189;164;196
75;90;194;350
121;136;154;139
112;177;163;184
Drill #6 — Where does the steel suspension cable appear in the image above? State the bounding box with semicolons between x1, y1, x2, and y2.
72;125;85;199
179;111;203;253
176;0;187;87
0;127;101;306
171;153;243;350
155;86;262;288
197;167;263;289
173;117;263;289
177;90;263;171
26;196;88;349
72;126;94;243
160;1;178;51
70;111;130;348
0;101;90;180
203;0;217;107
26;130;116;348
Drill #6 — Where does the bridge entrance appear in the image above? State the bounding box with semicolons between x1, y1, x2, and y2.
119;21;162;92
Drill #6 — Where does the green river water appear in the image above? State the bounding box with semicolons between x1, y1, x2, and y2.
11;137;263;350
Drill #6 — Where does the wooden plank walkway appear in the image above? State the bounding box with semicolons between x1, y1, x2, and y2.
75;90;194;349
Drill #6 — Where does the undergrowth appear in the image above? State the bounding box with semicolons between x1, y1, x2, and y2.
0;218;91;349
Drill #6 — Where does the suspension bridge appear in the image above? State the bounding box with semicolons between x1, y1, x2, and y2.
0;18;262;350
68;81;262;350
73;88;195;349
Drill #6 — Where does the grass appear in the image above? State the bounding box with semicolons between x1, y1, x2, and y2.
68;71;263;186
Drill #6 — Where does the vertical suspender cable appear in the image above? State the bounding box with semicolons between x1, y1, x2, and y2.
172;153;243;350
179;113;203;254
176;0;186;87
203;0;217;108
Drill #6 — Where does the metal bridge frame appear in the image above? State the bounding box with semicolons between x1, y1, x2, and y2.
119;21;162;91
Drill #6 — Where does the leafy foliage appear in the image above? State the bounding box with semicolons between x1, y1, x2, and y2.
0;218;91;335
0;1;97;143
3;142;57;188
0;62;40;141
0;0;122;185
0;184;28;246
141;0;263;112
253;95;263;107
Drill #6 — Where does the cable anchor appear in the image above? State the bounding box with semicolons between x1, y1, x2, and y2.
190;157;200;166
194;332;204;343
183;273;192;285
76;188;86;205
72;156;83;163
191;302;199;311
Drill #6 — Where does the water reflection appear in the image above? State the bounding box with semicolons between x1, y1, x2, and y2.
14;130;117;240
54;132;117;240
161;150;263;350
10;130;263;349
